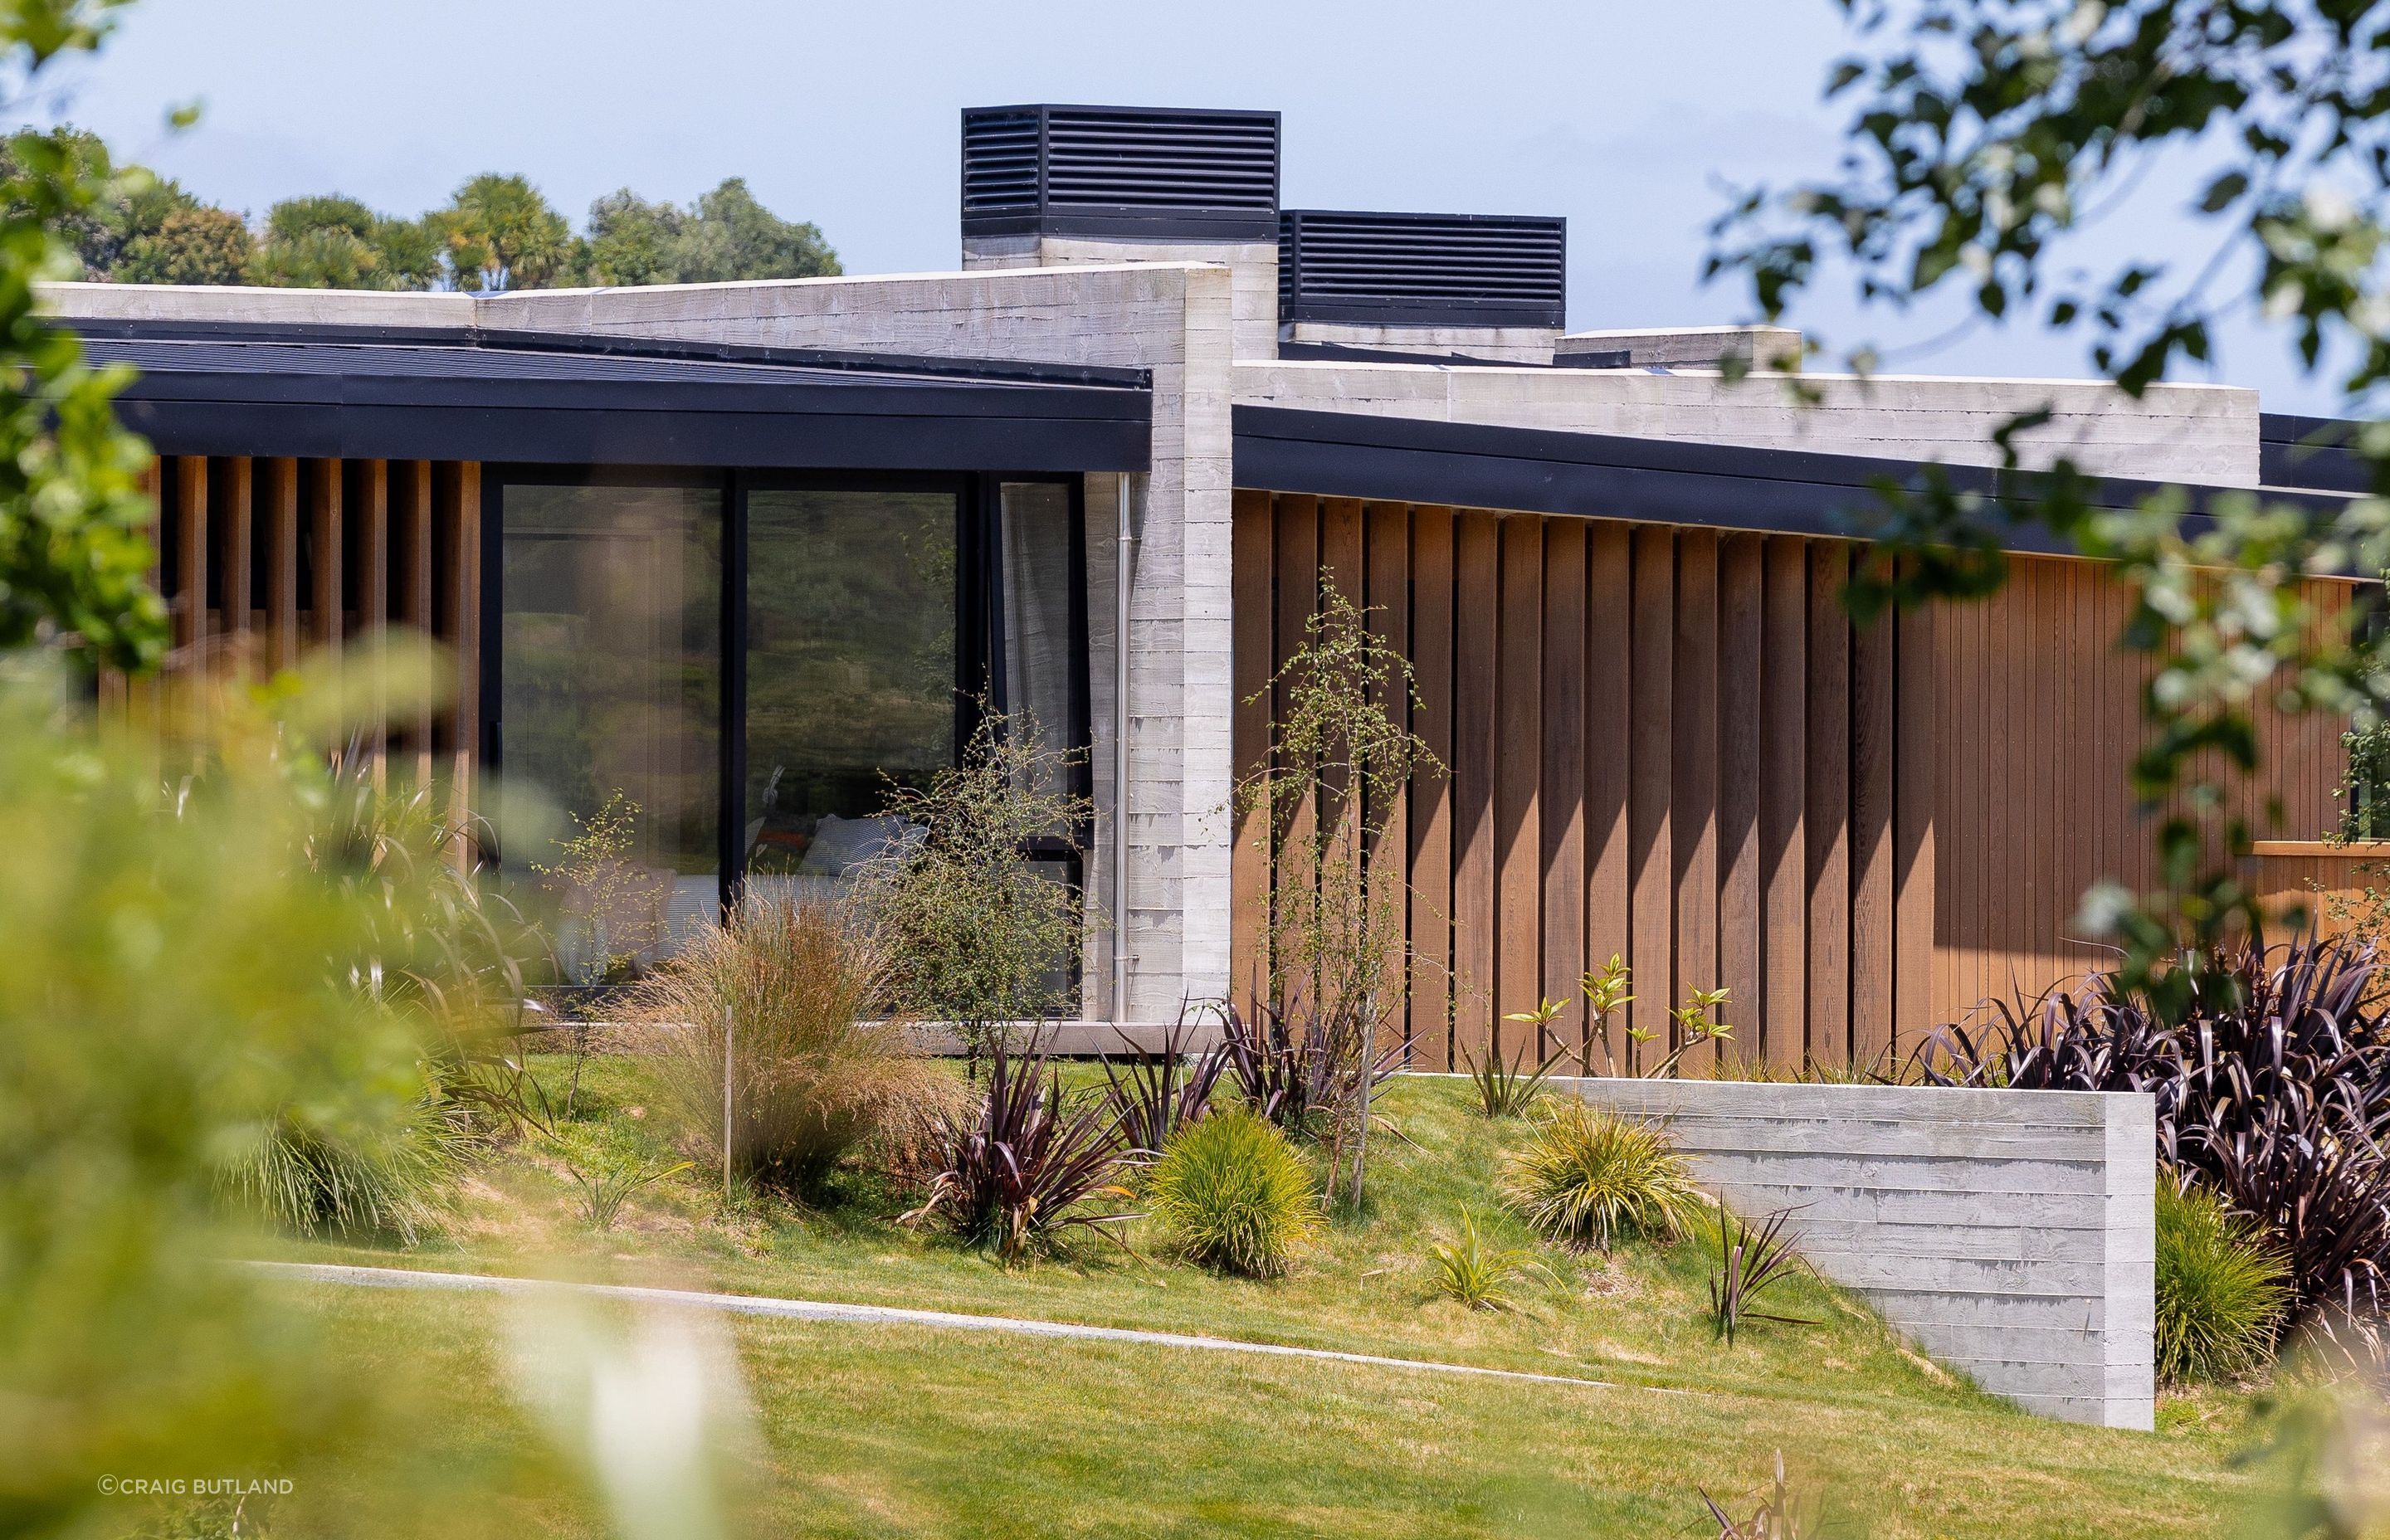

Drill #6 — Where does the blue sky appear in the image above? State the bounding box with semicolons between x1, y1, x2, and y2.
35;0;2350;413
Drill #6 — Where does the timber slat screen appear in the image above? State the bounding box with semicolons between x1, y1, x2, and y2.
1232;490;2356;1074
121;455;483;816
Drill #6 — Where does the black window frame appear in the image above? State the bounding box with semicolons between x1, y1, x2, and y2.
480;464;1092;934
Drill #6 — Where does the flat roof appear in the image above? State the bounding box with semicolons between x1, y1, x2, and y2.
1235;404;2347;560
76;319;1152;473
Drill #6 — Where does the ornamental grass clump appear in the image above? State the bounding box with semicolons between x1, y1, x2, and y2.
1428;1209;1536;1312
218;1087;474;1245
1148;1109;1319;1278
627;895;965;1195
2157;1179;2292;1385
1501;1100;1703;1252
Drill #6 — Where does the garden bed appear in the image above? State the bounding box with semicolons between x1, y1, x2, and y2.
261;1060;2271;1538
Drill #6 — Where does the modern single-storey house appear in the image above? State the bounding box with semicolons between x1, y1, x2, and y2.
51;103;2363;1072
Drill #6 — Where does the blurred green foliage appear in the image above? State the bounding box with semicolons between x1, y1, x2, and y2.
0;652;467;1533
0;61;167;672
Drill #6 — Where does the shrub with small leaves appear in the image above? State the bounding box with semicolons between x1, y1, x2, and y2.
2157;1179;2291;1386
1500;1100;1702;1252
1148;1108;1319;1278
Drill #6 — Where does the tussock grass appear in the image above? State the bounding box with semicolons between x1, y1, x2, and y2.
1428;1209;1535;1310
1500;1100;1704;1253
626;896;968;1194
1149;1109;1318;1278
220;1087;475;1244
2156;1180;2290;1386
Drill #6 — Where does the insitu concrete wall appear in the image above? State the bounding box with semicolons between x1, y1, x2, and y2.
1552;1075;2158;1429
963;234;1279;361
1235;358;2261;486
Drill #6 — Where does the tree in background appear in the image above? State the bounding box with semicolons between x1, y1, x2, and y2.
249;192;438;290
12;146;841;294
580;176;840;287
1709;0;2390;1011
670;176;838;282
431;171;573;293
113;201;247;283
0;124;208;280
581;186;682;286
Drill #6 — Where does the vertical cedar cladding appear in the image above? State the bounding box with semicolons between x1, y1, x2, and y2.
1226;491;2358;1071
120;454;482;833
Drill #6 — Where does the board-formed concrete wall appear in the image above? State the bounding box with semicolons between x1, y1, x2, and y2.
1281;319;1561;364
963;234;1279;362
1549;1075;2157;1428
1236;358;2260;486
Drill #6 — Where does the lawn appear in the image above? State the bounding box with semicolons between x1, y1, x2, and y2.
263;1056;2274;1538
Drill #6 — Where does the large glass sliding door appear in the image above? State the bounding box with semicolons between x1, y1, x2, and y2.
490;471;1085;988
499;480;722;975
741;485;963;901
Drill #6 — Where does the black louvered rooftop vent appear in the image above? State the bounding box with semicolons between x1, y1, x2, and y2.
961;105;1280;241
1279;210;1568;329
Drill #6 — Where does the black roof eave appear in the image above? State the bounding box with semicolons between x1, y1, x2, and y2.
81;325;1153;472
68;316;1153;391
1232;404;2354;561
119;393;1149;473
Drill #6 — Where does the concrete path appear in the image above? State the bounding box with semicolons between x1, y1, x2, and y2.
255;1260;1651;1396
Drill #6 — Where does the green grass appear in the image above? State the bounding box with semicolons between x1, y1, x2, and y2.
2156;1181;2291;1386
258;1055;2277;1537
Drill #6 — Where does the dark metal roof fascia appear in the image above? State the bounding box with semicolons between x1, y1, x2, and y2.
2258;412;2371;495
62;316;1153;391
85;332;1150;471
115;395;1149;472
1231;404;2358;560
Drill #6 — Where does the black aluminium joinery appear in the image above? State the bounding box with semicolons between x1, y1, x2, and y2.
480;465;1090;922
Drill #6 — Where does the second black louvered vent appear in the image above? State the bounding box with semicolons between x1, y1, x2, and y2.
961;105;1280;241
1279;210;1568;329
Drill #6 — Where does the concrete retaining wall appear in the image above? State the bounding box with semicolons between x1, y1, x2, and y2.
1551;1075;2157;1428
